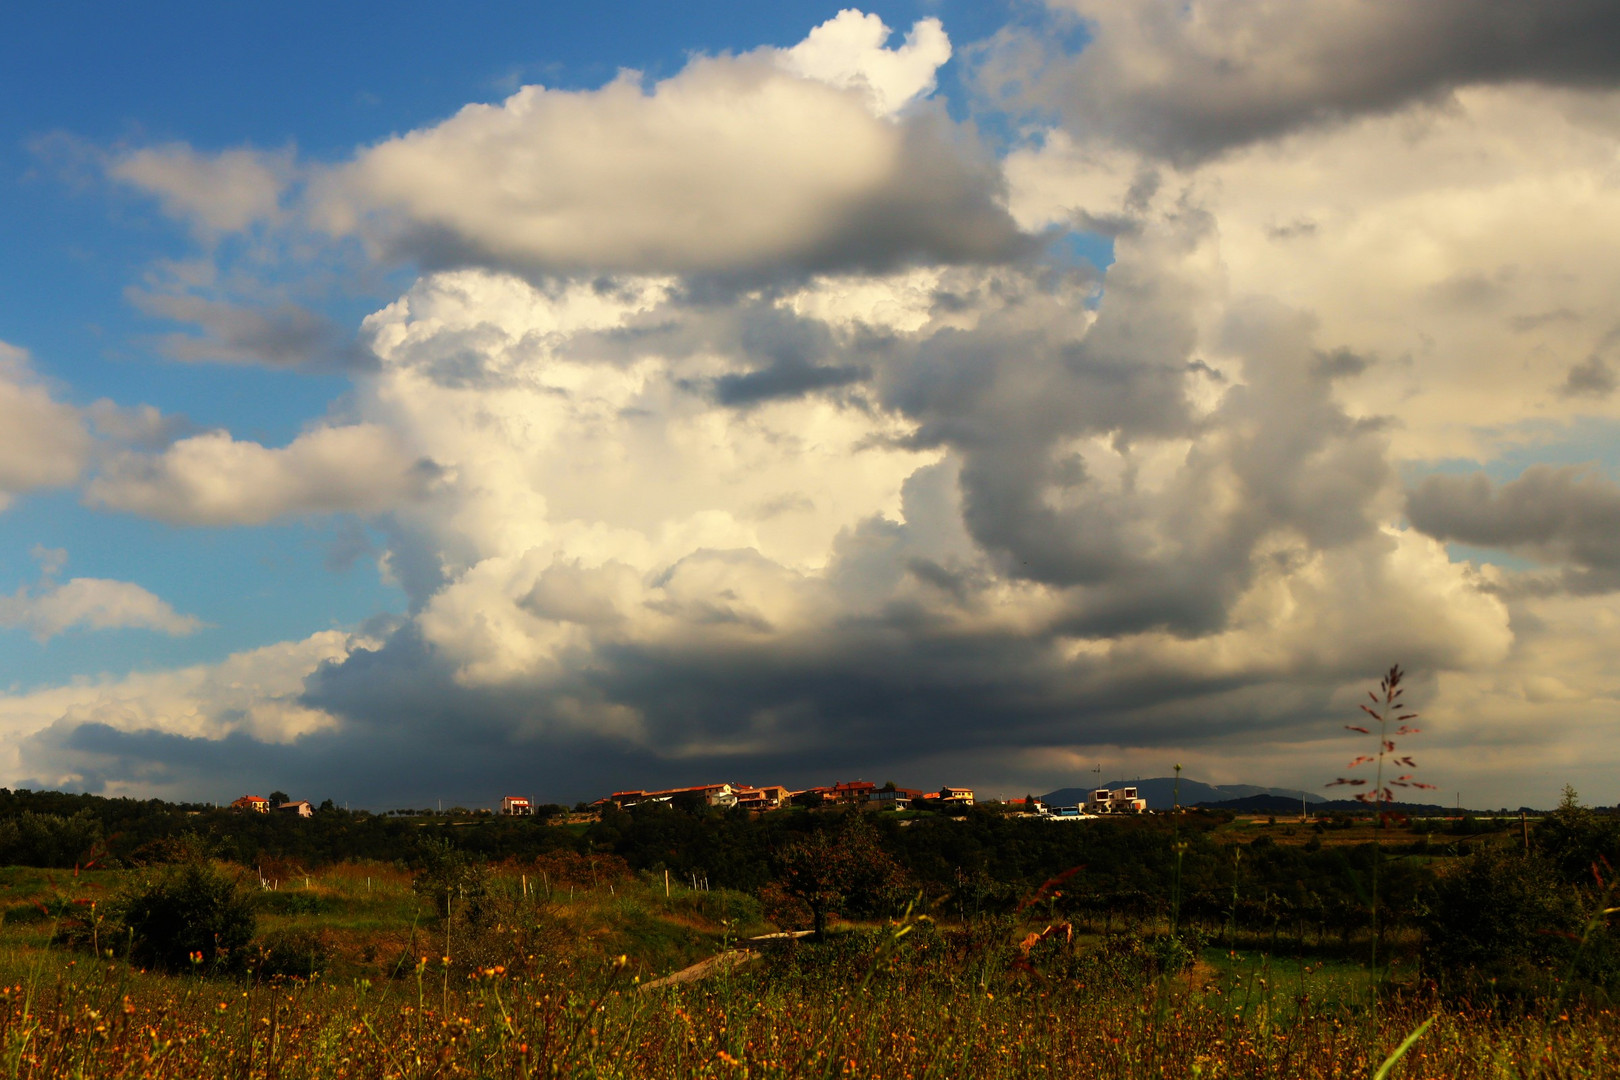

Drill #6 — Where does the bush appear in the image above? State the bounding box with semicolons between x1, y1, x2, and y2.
253;928;329;981
412;839;493;922
1144;931;1202;976
115;861;257;973
757;880;812;931
1424;849;1579;992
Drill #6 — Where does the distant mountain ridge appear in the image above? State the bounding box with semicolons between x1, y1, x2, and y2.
1042;778;1324;811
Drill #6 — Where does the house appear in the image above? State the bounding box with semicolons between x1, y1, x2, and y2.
734;786;789;812
231;795;271;813
1085;787;1148;815
1007;797;1046;815
685;783;740;808
610;783;740;809
275;800;314;817
501;795;532;816
831;780;877;804
872;787;924;810
940;786;975;806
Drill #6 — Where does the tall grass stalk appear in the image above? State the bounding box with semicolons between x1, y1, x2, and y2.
1330;664;1434;975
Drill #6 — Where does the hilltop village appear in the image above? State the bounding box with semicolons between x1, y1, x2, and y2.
225;781;1152;819
519;781;1148;818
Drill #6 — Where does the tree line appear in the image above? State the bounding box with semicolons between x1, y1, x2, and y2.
5;783;1619;994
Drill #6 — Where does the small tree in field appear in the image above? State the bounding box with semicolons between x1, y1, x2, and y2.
1329;663;1436;969
777;814;905;939
116;860;257;973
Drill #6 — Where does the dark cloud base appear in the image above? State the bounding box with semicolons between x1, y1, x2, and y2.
999;0;1620;162
1408;464;1620;592
18;613;1408;808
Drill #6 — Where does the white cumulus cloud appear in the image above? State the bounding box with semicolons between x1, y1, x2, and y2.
0;629;369;795
0;342;92;511
306;16;1018;278
85;423;437;526
110;143;293;232
776;10;952;117
0;576;203;642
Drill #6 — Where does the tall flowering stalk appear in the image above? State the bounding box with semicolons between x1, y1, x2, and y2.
1331;664;1434;819
1329;664;1436;970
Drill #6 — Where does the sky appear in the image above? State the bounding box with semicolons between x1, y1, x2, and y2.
3;0;1620;811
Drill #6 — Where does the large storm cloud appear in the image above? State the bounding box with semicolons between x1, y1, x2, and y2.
8;6;1620;808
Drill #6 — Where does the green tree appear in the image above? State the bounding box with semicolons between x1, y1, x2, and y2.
268;791;290;806
1535;784;1620;886
0;810;103;868
777;814;906;939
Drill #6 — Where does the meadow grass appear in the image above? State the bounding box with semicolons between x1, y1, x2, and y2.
0;861;1615;1078
1;942;1617;1078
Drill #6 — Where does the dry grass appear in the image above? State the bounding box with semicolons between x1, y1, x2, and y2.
1;947;1617;1079
1;849;1612;1077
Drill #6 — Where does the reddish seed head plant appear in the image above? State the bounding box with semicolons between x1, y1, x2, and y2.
1329;664;1437;824
1329;664;1440;972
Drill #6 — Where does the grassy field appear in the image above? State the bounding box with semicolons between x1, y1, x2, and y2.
0;860;1615;1078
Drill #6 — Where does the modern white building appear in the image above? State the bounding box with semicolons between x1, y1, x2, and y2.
1085;787;1148;814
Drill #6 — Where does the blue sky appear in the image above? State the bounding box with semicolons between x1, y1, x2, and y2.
2;0;1619;809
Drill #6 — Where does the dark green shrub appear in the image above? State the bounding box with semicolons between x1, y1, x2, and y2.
1145;930;1202;976
253;928;329;980
411;839;493;922
1424;849;1579;993
115;861;257;973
